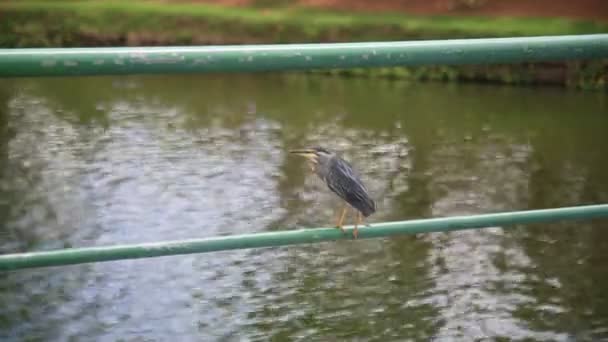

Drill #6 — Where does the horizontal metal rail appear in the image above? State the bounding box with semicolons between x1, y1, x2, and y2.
1;204;607;271
1;34;607;77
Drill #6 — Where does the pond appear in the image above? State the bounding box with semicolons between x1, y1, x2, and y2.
0;74;607;341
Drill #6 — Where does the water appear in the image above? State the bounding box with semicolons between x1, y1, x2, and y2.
0;74;607;341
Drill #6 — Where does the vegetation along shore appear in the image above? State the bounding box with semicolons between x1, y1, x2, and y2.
1;1;607;89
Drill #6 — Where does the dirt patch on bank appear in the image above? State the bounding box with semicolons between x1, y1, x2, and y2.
175;0;608;22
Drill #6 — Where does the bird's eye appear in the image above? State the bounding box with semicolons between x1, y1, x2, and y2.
314;147;330;154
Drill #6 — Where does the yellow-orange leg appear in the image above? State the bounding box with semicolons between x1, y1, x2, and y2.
353;212;363;239
335;205;348;234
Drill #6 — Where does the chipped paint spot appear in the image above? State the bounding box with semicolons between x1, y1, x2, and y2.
247;56;253;62
305;56;312;61
41;60;56;67
114;59;125;65
64;60;78;67
372;50;377;55
339;55;346;60
362;54;369;60
129;52;147;59
134;54;186;65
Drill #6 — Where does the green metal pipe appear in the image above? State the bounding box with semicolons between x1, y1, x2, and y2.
1;34;607;78
1;204;607;271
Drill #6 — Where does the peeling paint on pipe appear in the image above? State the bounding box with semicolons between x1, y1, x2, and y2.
1;34;607;77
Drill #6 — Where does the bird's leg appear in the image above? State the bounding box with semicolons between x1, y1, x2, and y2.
333;205;341;227
353;212;363;239
335;204;347;234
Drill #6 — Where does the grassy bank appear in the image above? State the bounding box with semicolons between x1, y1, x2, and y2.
1;1;607;88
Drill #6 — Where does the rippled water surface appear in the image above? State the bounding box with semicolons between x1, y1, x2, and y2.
0;74;607;341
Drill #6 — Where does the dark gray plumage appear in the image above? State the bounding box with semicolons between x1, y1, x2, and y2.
290;146;376;217
324;154;376;217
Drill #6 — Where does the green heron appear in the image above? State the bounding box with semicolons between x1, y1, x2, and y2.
290;147;376;238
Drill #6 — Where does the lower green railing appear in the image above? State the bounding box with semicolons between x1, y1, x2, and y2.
1;204;607;271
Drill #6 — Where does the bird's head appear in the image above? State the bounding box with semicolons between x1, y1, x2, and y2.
289;146;333;166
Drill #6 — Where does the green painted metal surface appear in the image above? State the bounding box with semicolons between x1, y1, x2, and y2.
1;34;607;77
1;204;607;271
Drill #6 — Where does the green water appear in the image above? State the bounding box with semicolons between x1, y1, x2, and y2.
0;74;607;341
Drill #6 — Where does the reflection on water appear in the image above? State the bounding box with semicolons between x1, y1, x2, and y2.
0;74;607;341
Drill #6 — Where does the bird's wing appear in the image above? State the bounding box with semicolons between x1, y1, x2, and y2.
326;158;376;216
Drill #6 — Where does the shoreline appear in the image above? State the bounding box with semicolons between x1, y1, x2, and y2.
1;1;606;89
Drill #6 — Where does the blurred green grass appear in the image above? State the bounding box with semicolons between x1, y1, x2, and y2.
0;0;606;89
1;0;607;47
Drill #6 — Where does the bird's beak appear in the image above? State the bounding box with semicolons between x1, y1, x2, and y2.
289;149;317;160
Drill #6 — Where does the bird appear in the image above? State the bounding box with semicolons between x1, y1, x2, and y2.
290;147;376;238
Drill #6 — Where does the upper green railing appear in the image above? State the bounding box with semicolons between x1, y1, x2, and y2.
1;34;607;77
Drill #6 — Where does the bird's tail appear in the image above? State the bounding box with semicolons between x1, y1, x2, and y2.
361;199;376;217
